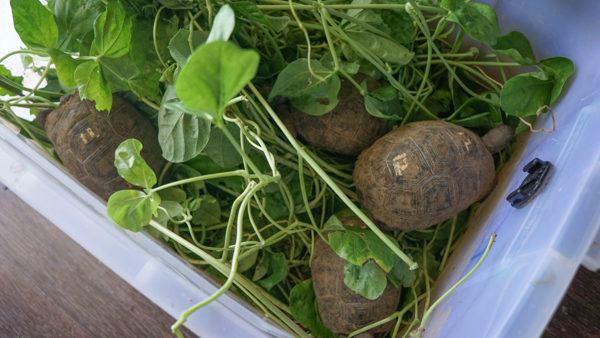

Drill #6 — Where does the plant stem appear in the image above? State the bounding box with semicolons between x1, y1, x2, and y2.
414;233;496;337
439;217;457;271
256;3;446;14
152;170;249;192
12;62;52;105
141;97;161;111
7;102;57;109
153;7;168;68
249;83;418;270
217;122;265;176
0;49;47;64
171;182;257;335
150;218;306;336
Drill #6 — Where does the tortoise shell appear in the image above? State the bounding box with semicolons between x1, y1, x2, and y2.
41;94;165;200
311;221;401;335
293;78;389;156
353;120;496;231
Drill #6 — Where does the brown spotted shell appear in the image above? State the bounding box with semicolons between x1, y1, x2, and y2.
353;120;495;231
293;79;389;156
41;94;165;200
311;223;401;335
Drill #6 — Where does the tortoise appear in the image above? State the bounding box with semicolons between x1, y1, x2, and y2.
291;77;389;156
353;120;512;231
38;94;165;200
311;217;401;335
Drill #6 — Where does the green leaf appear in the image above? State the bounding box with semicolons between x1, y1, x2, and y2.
252;253;270;281
347;31;414;65
289;280;336;338
96;16;171;101
343;261;387;300
158;86;211;163
238;250;259;273
159;187;187;202
114;139;157;188
361;230;397;272
266;15;291;32
52;0;103;50
390;259;417;288
10;0;58;48
327;224;396;272
443;1;499;45
229;2;271;28
323;214;346;232
263;190;291;220
500;73;553;117
492;31;536;65
538;57;575;104
258;252;288;290
131;17;176;75
107;190;159;231
101;55;161;101
48;49;80;88
74;61;112;110
269;59;338;99
168;29;208;66
328;231;371;267
207;5;235;43
92;0;133;58
192;195;221;226
289;77;340;116
203;125;243;168
0;65;24;96
364;95;403;120
175;41;260;120
380;7;416;45
157;200;184;224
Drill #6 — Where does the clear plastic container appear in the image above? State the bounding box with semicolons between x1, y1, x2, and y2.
426;1;600;337
1;1;599;337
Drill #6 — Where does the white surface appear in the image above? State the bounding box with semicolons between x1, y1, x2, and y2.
1;1;599;338
426;1;600;337
1;0;48;120
0;3;286;337
0;118;289;337
0;0;25;74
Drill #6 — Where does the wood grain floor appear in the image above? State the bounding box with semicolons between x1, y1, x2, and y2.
0;184;597;338
0;185;194;338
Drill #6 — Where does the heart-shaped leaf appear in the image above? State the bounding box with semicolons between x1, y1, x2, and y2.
175;41;260;120
107;190;160;231
10;0;59;48
114;139;157;188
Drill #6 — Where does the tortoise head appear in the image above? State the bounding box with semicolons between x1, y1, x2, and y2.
36;108;53;130
482;124;513;154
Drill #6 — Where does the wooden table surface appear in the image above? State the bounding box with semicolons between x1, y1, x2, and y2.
0;185;598;338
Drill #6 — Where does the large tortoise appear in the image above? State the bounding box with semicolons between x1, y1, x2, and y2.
311;217;401;335
353;121;512;231
39;94;165;200
292;77;389;156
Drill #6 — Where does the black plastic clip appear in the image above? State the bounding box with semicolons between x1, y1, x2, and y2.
506;158;552;208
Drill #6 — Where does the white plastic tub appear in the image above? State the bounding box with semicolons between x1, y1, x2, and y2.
1;1;599;337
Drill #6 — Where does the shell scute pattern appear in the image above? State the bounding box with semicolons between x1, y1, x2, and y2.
312;228;401;335
294;79;389;156
354;120;495;230
42;94;164;200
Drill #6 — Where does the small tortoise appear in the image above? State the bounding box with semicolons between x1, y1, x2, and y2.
311;217;401;335
39;94;165;200
353;121;512;231
292;78;389;156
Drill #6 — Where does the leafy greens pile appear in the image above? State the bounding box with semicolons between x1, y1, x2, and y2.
1;0;573;337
